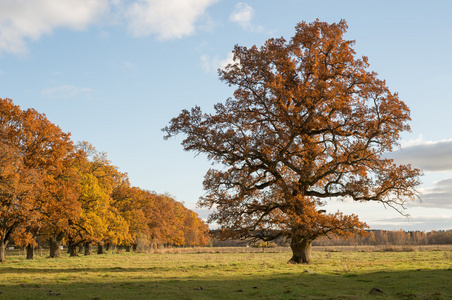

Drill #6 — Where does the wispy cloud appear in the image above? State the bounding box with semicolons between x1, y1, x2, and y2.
229;2;262;32
415;178;452;209
126;0;218;40
41;85;93;100
0;0;219;54
386;138;452;209
388;139;452;172
0;0;108;54
201;52;234;73
366;215;452;230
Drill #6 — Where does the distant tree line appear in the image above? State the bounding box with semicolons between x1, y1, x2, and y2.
0;98;210;263
210;229;452;247
313;229;452;246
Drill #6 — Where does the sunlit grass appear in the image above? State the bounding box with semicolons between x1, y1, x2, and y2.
1;247;451;299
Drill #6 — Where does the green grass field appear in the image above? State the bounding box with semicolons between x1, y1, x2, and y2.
1;247;451;299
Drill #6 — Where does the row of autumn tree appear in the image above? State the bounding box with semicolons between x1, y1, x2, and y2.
0;98;210;262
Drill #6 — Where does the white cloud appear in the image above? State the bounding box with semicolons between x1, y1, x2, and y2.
0;0;108;54
0;0;221;54
41;85;93;99
366;215;452;231
388;139;452;172
415;178;452;209
229;2;262;32
387;138;452;208
126;0;218;40
378;138;452;211
201;52;234;73
400;135;425;148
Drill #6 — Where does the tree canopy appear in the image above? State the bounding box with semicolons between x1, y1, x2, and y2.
163;20;422;263
0;98;209;263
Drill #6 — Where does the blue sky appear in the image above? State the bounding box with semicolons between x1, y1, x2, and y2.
1;0;451;231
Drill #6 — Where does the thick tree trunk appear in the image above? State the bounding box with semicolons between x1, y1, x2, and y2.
288;236;312;264
0;242;6;263
49;232;65;258
68;243;78;257
49;238;61;258
84;242;92;256
125;245;131;252
97;243;105;254
26;244;34;260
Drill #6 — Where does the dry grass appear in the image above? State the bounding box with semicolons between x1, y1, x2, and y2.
150;246;291;254
6;244;452;258
315;244;452;252
1;247;451;299
152;244;452;254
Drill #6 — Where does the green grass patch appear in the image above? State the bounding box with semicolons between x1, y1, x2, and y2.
0;249;451;299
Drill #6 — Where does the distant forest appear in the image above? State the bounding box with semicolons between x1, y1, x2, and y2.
313;229;452;246
211;229;452;247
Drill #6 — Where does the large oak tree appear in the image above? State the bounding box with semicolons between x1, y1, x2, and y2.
0;98;80;260
0;140;39;262
19;107;80;259
163;20;422;263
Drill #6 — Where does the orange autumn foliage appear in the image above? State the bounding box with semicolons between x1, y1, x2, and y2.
1;98;210;262
0;139;39;262
164;20;422;263
0;98;80;260
116;189;209;249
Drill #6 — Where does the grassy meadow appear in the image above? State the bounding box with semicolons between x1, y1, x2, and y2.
0;246;451;299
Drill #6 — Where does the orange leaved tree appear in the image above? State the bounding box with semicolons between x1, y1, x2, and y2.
163;20;422;263
0;98;80;260
0;140;39;262
19;107;81;259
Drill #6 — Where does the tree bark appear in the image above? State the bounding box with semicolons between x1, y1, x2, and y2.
26;244;34;260
68;242;78;257
84;242;92;256
97;243;105;254
0;242;6;263
125;245;131;252
288;236;312;264
49;232;65;258
49;238;61;258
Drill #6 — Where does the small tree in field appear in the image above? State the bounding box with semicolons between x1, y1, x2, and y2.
163;20;422;263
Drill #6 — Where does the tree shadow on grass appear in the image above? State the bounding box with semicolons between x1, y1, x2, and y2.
0;269;450;299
